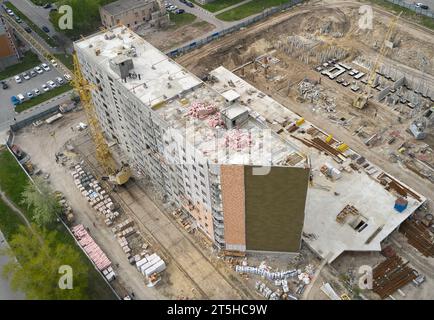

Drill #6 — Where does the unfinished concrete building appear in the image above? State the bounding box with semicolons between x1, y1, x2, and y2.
75;27;310;254
100;0;169;29
74;27;426;261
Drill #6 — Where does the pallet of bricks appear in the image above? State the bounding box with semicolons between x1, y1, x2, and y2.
372;255;418;299
112;218;136;257
71;164;120;226
399;219;434;257
72;224;116;281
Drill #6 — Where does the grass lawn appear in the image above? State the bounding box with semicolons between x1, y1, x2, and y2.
169;12;197;27
54;54;74;71
4;1;58;47
216;0;292;21
0;52;41;81
365;0;434;30
0;198;25;241
0;149;116;299
192;0;247;12
15;84;73;113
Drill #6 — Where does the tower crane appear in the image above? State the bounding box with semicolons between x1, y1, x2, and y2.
353;12;402;109
72;53;131;185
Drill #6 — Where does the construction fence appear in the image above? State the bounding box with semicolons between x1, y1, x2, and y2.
385;0;434;18
167;0;304;58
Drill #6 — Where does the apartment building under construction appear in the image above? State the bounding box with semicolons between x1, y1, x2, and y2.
74;27;425;262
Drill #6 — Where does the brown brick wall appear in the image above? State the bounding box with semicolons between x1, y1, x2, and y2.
221;165;245;247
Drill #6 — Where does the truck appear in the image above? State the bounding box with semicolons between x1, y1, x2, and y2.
45;113;63;124
59;102;76;113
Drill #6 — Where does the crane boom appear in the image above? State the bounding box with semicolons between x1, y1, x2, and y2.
353;12;402;109
72;53;131;185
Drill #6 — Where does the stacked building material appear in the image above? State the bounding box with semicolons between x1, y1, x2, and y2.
255;281;282;300
117;236;131;255
373;255;417;299
235;265;297;280
207;113;225;128
222;129;252;151
112;218;134;234
188;102;217;119
400;219;434;257
72;224;112;271
71;165;119;224
136;253;166;277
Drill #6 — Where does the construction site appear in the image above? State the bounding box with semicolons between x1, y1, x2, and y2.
2;0;434;302
173;0;434;300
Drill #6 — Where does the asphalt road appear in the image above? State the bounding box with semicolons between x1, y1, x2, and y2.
0;230;25;300
402;0;434;15
5;0;72;52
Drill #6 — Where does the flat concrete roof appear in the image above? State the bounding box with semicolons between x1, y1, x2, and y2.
209;66;426;262
74;27;202;108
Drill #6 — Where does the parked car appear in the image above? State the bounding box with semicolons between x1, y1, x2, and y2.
175;9;185;14
30;70;37;78
186;1;194;7
41;84;49;92
41;63;50;72
33;88;41;96
27;92;34;99
24;26;32;33
64;73;72;81
42;25;50;33
50;59;58;67
17;94;25;103
415;2;429;9
15;16;22;23
34;66;43;74
56;77;64;85
6;9;14;16
43;3;52;9
167;5;177;11
47;80;56;89
15;75;22;84
22;72;30;80
1;81;8;89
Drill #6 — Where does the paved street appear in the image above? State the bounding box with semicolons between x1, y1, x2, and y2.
170;0;235;29
401;0;434;15
4;0;72;52
0;230;25;300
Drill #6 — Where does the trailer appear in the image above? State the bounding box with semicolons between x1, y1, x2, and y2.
45;113;63;124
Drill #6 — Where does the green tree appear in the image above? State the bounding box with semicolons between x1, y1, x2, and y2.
1;225;89;299
20;177;61;227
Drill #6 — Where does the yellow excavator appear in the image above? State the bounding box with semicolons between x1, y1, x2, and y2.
353;12;402;109
72;53;131;185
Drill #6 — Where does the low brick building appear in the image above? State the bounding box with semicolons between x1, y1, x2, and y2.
100;0;169;29
0;17;20;71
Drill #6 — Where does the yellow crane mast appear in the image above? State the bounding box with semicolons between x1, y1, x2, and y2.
353;12;402;109
72;53;131;185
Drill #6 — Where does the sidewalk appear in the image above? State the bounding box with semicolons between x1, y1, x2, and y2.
213;0;253;15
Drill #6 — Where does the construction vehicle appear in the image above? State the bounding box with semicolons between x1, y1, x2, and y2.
353;12;402;109
72;53;131;185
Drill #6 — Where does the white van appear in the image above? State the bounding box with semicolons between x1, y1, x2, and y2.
17;93;25;103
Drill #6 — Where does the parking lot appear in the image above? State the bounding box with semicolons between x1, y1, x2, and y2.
0;63;68;128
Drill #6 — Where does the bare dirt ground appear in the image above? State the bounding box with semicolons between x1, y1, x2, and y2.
14;111;256;300
139;19;215;52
